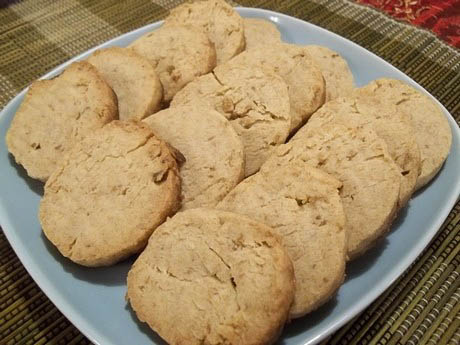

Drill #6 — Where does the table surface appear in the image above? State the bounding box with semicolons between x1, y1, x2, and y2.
0;0;459;344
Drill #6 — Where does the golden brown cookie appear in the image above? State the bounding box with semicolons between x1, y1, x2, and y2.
165;0;244;64
127;208;295;345
6;61;118;182
87;46;162;120
305;97;420;207
143;104;244;209
303;45;354;101
218;159;346;318
129;25;216;102
39;121;181;267
243;18;281;50
354;78;452;190
273;121;401;259
228;43;325;131
171;63;290;177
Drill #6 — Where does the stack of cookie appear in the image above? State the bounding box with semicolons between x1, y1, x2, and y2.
5;0;453;344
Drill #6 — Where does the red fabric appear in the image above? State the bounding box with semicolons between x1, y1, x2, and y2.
355;0;460;48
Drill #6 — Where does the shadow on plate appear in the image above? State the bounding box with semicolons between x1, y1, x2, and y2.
344;201;411;280
8;153;44;196
277;296;339;344
41;232;135;287
389;203;409;233
125;302;168;345
346;237;388;281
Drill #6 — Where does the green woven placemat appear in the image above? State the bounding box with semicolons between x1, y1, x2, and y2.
0;0;459;344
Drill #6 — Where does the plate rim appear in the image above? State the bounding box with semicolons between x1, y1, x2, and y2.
0;7;459;345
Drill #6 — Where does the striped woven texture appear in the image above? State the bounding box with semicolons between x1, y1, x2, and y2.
0;0;459;344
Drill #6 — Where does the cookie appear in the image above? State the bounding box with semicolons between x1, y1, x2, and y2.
243;18;281;50
218;159;346;318
228;43;325;131
171;63;290;176
127;208;295;345
354;78;452;190
165;0;244;64
143;105;244;209
6;61;118;182
272;121;401;259
39;121;181;267
303;45;354;101
305;97;420;207
87;46;162;120
129;24;216;102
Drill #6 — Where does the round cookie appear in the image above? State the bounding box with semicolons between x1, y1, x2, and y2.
143;105;244;209
243;18;281;50
171;63;290;177
354;78;452;190
127;208;295;345
218;159;346;318
6;61;118;182
39;121;181;267
165;0;244;64
129;25;216;102
87;46;162;120
275;121;401;259
227;43;325;131
304;97;420;207
303;45;354;101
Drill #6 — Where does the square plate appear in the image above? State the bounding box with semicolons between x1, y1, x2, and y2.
0;7;459;345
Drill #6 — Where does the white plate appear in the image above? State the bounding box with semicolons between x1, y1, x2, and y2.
0;7;459;345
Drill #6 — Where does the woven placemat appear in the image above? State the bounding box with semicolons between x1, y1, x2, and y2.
0;0;459;344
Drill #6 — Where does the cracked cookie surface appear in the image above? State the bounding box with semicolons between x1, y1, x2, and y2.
165;0;244;64
127;208;295;345
354;78;452;190
143;104;244;209
243;18;281;50
129;25;216;102
305;97;420;208
87;46;163;121
271;121;401;259
171;63;290;176
227;43;325;132
6;61;118;182
39;121;181;267
218;159;346;318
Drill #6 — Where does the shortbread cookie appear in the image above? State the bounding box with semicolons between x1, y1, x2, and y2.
304;45;354;101
272;122;401;259
6;61;118;182
243;18;281;50
165;0;244;64
129;25;216;102
171;63;290;176
354;78;452;190
305;97;420;207
228;43;325;131
39;121;181;267
218;159;346;318
87;47;162;120
127;208;295;345
143;105;244;209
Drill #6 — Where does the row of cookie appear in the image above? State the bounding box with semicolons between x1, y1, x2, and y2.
122;83;453;344
139;73;452;322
